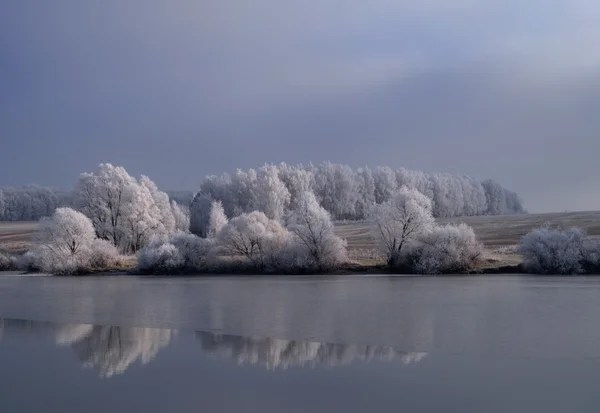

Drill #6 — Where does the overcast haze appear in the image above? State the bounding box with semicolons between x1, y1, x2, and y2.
1;1;600;213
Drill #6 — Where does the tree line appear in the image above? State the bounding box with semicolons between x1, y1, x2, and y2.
192;162;524;225
0;162;527;275
0;162;524;223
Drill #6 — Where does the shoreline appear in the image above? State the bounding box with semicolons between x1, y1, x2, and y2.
0;262;531;277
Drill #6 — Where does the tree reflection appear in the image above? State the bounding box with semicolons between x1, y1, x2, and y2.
0;319;175;378
55;324;175;378
196;331;427;370
0;318;427;376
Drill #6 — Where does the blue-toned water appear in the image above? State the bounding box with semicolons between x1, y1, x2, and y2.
1;274;600;412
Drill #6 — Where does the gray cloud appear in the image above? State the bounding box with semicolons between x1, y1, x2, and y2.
1;1;599;212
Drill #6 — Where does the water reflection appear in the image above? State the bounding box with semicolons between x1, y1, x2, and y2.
197;332;427;370
56;324;174;378
0;318;175;378
0;318;426;377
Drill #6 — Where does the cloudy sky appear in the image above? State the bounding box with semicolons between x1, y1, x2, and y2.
1;1;600;212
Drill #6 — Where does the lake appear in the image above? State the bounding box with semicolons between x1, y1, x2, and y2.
1;274;600;412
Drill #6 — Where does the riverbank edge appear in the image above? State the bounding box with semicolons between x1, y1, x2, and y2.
0;262;529;276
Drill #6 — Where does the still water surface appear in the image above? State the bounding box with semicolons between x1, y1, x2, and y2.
1;274;600;412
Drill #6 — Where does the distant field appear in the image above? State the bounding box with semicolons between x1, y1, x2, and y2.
0;222;38;253
335;211;600;252
2;211;600;257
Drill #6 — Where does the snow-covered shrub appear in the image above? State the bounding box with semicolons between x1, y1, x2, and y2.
371;187;434;266
33;207;97;274
517;227;587;274
12;250;42;272
582;238;600;272
407;223;483;274
88;239;121;269
137;239;184;274
137;234;215;274
0;251;14;271
218;211;291;271
286;191;347;271
170;233;215;271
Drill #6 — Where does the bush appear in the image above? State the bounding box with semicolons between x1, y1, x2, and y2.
137;240;184;274
406;223;483;274
13;250;43;272
517;226;598;274
0;252;15;271
137;234;215;274
171;233;215;271
24;207;126;274
89;239;121;269
583;238;600;272
218;211;291;271
32;207;97;274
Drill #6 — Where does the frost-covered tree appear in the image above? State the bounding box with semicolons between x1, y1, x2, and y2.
371;187;435;266
122;181;163;253
191;162;524;223
231;168;258;215
373;166;398;205
278;163;313;211
256;164;291;222
355;167;376;219
166;190;194;207
75;164;179;252
189;193;214;237
32;208;97;274
218;211;291;270
461;176;488;216
481;179;524;216
311;162;358;220
140;175;176;235
208;200;228;238
286;191;347;271
199;173;235;216
518;226;588;274
0;186;60;221
75;164;137;248
171;200;190;233
408;223;483;274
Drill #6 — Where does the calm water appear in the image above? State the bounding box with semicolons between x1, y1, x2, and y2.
2;274;600;412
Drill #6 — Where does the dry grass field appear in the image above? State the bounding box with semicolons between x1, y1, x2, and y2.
0;222;38;254
335;211;600;267
2;210;600;269
335;211;600;251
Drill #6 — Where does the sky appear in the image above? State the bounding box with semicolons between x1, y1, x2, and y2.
1;1;600;213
